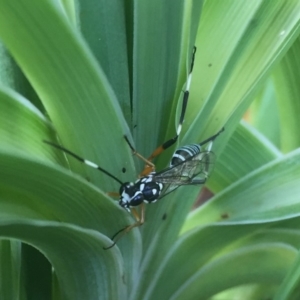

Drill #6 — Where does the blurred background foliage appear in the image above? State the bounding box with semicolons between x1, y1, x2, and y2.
1;0;300;299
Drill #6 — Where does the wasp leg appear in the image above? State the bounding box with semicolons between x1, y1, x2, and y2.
124;135;155;171
191;178;207;185
198;127;225;150
106;192;120;198
103;203;145;250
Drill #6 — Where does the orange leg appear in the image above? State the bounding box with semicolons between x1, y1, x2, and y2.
103;203;145;250
124;131;181;176
106;192;120;198
139;143;174;176
124;135;155;174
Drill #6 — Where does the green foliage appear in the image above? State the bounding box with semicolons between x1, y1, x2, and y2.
1;0;300;299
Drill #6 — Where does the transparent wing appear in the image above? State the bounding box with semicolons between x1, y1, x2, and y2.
154;151;215;199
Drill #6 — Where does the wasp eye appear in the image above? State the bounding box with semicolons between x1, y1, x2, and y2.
119;182;132;194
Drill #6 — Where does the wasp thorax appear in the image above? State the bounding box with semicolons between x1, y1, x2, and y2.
119;176;164;210
138;176;163;203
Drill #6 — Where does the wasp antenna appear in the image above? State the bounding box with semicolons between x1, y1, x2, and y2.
189;46;197;73
177;46;197;137
43;140;124;185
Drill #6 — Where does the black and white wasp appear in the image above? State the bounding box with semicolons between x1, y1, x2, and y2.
44;46;224;249
141;128;224;201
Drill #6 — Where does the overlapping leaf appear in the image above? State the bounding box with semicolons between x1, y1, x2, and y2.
0;0;300;299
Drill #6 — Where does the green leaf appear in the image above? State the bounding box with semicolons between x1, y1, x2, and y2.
146;223;297;299
0;85;57;161
76;0;131;124
244;228;300;249
137;2;300;297
274;249;300;300
0;148;141;292
211;284;278;300
21;244;52;300
0;0;134;192
247;79;281;149
184;0;300;146
208;121;282;192
1;1;300;299
183;149;300;233
132;0;201;159
0;241;22;300
0;41;43;112
172;243;296;299
0;220;126;300
273;36;300;153
145;223;260;299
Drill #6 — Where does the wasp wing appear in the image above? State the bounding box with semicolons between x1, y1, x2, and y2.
154;151;215;199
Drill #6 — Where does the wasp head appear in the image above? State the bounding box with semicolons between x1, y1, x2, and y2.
119;182;144;211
